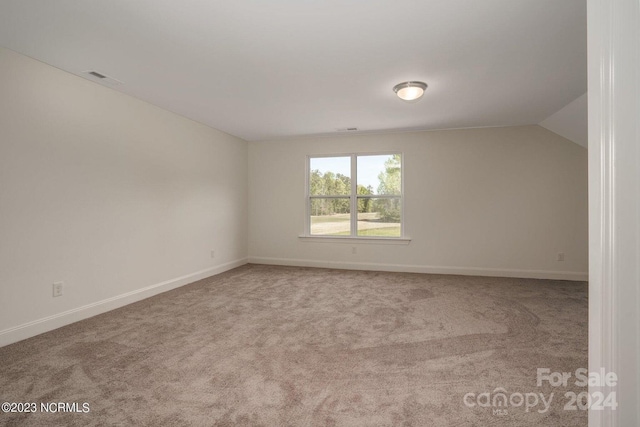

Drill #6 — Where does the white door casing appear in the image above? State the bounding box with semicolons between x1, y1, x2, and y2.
588;0;640;426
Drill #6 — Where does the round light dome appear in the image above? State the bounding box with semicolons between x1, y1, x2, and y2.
393;81;428;102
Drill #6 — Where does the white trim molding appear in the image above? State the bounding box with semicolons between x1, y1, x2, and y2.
298;235;411;245
249;257;588;281
588;0;640;425
0;258;248;347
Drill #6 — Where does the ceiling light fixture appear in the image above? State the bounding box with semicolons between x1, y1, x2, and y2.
393;81;427;102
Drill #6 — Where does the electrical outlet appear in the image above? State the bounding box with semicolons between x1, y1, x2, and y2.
352;246;357;254
557;252;565;262
52;282;63;297
211;250;216;258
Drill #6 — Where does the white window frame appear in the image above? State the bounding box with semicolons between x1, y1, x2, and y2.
302;152;409;244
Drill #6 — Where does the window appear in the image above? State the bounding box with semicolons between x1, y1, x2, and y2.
307;153;403;238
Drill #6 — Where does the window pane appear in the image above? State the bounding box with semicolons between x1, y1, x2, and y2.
357;154;401;196
310;198;351;235
309;157;351;196
357;197;401;237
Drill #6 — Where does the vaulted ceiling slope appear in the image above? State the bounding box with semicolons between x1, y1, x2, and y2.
0;0;586;141
540;92;587;148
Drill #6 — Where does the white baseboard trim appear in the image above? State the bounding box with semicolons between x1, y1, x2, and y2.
0;258;248;348
248;257;588;281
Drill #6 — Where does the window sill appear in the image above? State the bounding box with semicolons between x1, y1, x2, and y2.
298;235;411;245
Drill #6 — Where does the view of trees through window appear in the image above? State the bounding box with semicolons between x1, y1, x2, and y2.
309;154;402;237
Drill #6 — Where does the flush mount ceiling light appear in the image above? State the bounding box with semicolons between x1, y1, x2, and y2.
393;81;428;102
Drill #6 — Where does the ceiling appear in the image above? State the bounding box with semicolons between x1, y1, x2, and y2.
0;0;586;142
539;93;587;148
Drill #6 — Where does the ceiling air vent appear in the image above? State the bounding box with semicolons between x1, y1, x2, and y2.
83;70;123;86
88;71;107;79
336;127;358;132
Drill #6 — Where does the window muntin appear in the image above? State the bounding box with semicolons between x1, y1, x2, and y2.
308;153;402;238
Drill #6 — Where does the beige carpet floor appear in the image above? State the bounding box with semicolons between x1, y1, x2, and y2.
0;264;587;426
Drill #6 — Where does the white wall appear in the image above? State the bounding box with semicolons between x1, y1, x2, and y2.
0;48;248;346
249;126;588;280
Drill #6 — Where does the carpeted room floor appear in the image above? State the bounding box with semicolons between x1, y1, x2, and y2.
0;264;587;426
